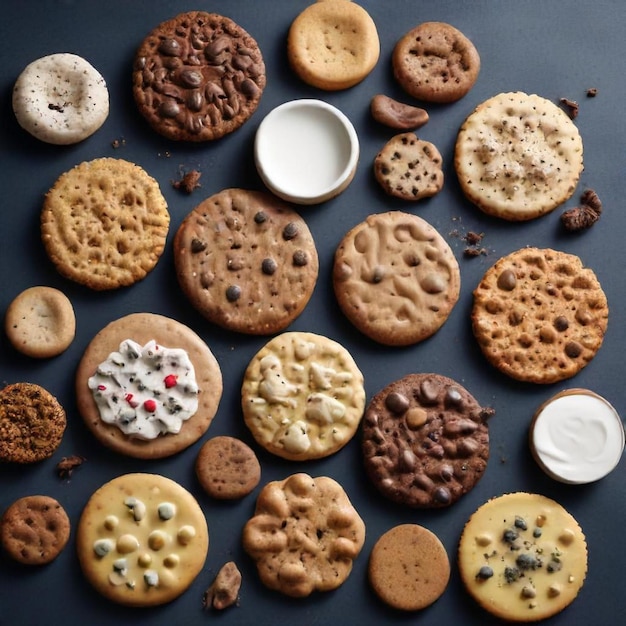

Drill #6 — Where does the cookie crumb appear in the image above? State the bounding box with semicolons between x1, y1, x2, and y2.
56;454;86;479
111;137;126;149
561;189;602;231
202;562;242;610
173;169;202;194
586;87;598;97
559;97;579;119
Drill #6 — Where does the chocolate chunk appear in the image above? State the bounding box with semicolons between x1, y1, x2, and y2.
292;250;308;266
565;341;583;358
254;211;267;224
191;238;207;253
261;258;277;275
282;222;299;240
225;285;241;302
554;316;569;331
385;392;409;414
497;269;516;291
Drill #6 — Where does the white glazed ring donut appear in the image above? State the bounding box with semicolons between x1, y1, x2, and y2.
12;53;109;145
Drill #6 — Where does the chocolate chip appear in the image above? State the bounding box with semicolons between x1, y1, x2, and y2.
433;487;451;505
191;238;207;253
282;222;299;240
158;38;181;57
476;566;494;580
292;250;308;266
385;392;409;414
419;380;439;405
225;285;241;302
254;211;267;224
497;269;516;290
261;258;277;275
565;341;582;358
445;388;463;407
554;316;569;331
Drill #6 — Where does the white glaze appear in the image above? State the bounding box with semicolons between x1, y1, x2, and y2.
531;392;624;483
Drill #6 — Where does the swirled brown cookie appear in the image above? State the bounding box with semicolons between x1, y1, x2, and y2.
133;11;266;141
455;92;584;220
41;158;169;290
393;22;480;103
174;188;318;335
0;382;66;463
362;373;492;508
333;212;460;346
472;248;608;383
242;473;365;597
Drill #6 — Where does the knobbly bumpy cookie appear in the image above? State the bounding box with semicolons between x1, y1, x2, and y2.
368;524;450;611
195;436;261;499
41;158;169;291
75;313;222;459
76;473;209;607
333;212;460;346
458;492;587;622
174;188;319;335
242;332;365;461
133;11;266;141
362;373;492;508
287;0;380;90
13;53;109;144
393;22;480;103
472;248;608;383
455;92;584;220
242;473;365;597
1;495;71;565
0;382;66;463
374;133;444;201
5;286;76;358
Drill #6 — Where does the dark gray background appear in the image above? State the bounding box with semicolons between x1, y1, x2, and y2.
1;1;625;624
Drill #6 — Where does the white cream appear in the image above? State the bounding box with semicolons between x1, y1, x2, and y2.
531;391;624;484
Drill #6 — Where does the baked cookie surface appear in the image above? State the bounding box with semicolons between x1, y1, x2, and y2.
472;247;608;383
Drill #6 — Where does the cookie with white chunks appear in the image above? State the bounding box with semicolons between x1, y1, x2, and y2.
472;248;608;383
76;473;208;607
75;313;222;459
333;212;460;346
174;188;319;335
455;92;584;220
241;332;365;461
133;11;265;142
362;373;492;508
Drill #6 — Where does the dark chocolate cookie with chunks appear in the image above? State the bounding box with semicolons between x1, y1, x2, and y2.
362;373;493;508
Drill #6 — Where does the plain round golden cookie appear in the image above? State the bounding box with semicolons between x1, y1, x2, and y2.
455;92;583;220
75;313;222;459
458;492;587;622
41;157;170;290
368;524;450;610
76;473;208;607
241;331;365;460
333;211;460;346
287;0;380;90
5;286;75;358
472;247;608;383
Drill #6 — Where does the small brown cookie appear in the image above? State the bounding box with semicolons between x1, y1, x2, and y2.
5;286;76;358
287;0;380;90
132;12;266;142
455;92;584;220
374;133;444;201
472;248;608;383
75;313;222;459
458;492;587;622
174;188;319;335
370;94;429;130
76;473;209;606
0;382;66;463
242;473;365;597
202;561;242;610
1;495;70;565
393;22;480;103
195;436;261;499
368;524;450;611
41;157;170;290
362;373;492;508
333;211;460;346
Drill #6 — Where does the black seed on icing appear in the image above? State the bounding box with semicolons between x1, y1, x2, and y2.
476;566;494;580
261;258;277;275
503;528;519;544
283;222;299;240
226;285;241;302
292;250;308;266
433;487;451;504
565;341;583;358
497;269;516;291
514;516;528;530
190;238;207;253
445;387;463;406
516;553;538;570
554;316;569;331
254;211;267;224
533;528;542;538
385;392;409;414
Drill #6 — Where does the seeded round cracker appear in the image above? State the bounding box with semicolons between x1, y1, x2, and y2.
41;158;170;290
472;248;608;383
455;92;584;220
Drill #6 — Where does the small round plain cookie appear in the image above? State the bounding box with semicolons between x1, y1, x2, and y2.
287;0;380;90
368;524;450;611
75;313;222;459
393;22;480;103
174;188;319;335
195;436;261;499
0;382;66;464
5;286;76;358
1;495;71;565
242;473;365;597
333;211;460;346
362;373;492;508
41;158;170;291
12;53;109;145
472;247;608;383
241;331;365;461
76;473;209;607
133;11;266;142
455;92;584;220
374;133;444;201
458;492;587;622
